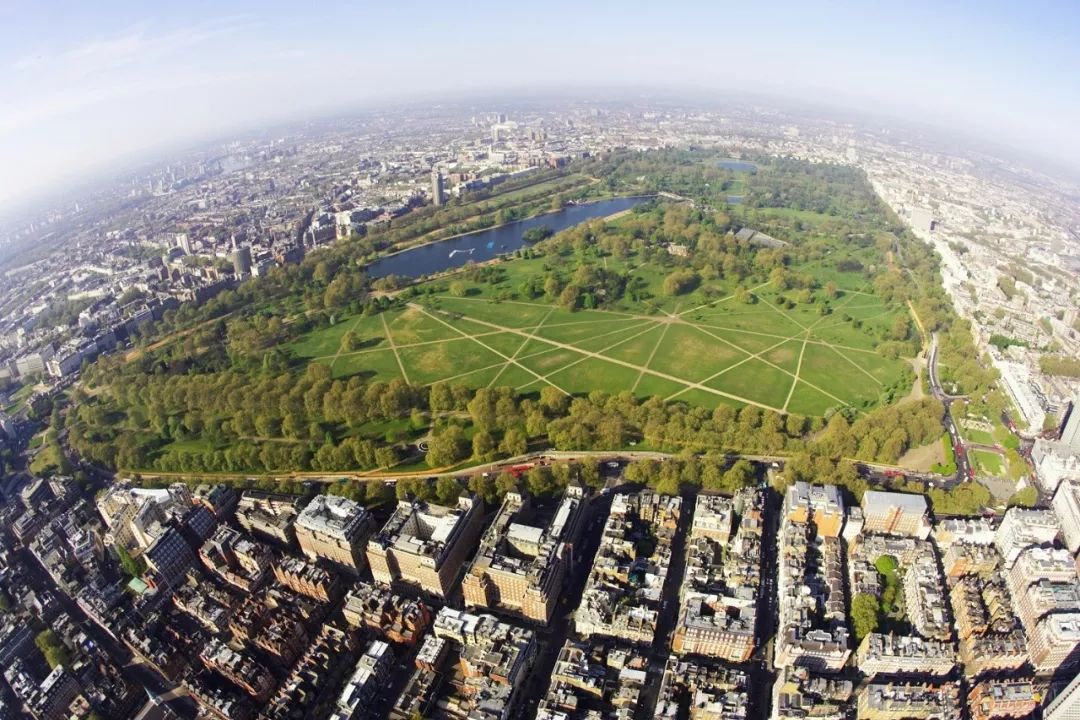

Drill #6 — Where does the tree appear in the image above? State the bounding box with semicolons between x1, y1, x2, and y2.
449;281;468;297
662;269;699;296
116;544;146;578
436;476;462;504
427;427;468;467
500;428;528;457
472;430;495;461
850;593;880;641
35;630;71;670
721;459;754;492
374;446;399;470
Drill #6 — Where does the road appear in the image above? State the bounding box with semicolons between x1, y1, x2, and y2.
926;333;970;484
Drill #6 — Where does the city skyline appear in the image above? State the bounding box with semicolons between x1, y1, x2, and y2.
1;0;1079;215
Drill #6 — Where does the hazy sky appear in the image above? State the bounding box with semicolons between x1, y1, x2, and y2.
1;0;1078;214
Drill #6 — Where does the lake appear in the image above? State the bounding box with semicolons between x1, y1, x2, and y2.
366;196;652;279
717;159;758;173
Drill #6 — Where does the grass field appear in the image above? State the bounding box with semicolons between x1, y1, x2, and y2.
287;261;911;415
973;448;1007;478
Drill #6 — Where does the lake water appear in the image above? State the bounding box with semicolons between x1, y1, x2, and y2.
717;159;758;172
366;196;651;279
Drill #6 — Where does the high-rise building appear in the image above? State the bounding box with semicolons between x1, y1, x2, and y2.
231;246;252;277
1046;669;1080;719
176;233;193;255
431;167;445;207
1061;400;1080;453
367;495;485;598
295;495;375;572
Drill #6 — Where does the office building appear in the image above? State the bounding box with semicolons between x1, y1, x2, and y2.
861;490;931;538
464;487;586;624
367;495;485;598
143;528;195;591
1033;439;1080;494
1028;613;1080;674
295;495;375;572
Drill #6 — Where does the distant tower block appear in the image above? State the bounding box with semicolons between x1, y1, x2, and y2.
232;246;252;277
431;167;445;207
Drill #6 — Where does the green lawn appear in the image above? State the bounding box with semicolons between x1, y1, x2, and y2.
973;448;1007;477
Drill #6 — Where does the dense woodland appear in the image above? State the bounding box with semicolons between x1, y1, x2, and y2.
66;150;986;483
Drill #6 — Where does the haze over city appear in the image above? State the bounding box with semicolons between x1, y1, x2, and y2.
2;0;1079;214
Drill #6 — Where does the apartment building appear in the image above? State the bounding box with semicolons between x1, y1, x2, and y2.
463;488;586;624
295;495;375;572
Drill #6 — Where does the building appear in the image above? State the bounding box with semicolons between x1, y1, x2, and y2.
1045;670;1080;719
331;640;393;720
199;639;275;702
431;167;445;206
231;246;252;278
235;491;301;545
464;488;586;624
295;495;375;572
903;547;952;641
576;493;681;645
367;495;485;598
1028;613;1080;675
673;490;762;662
855;633;956;677
1053;479;1080;554
1062;400;1080;453
943;542;1000;579
655;658;749;720
784;482;844;538
775;486;850;672
273;556;342;603
143;528;195;591
861;490;930;539
770;666;853;720
432;607;537;719
994;508;1061;568
199;525;273;592
11;664;83;720
261;625;358;720
856;682;960;720
934;516;996;549
967;678;1044;720
1033;439;1080;494
342;581;432;646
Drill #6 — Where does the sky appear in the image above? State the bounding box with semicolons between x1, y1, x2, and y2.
1;0;1078;215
